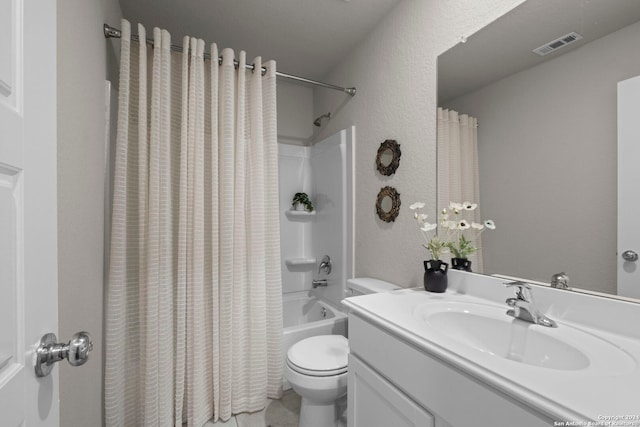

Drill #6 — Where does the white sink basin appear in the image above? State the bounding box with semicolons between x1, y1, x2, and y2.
413;301;636;373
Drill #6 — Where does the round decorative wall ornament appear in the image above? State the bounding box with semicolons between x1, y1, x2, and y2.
376;186;401;223
375;139;401;176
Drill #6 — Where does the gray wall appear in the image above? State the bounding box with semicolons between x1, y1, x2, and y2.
57;0;122;425
444;20;640;293
277;80;315;145
314;0;525;287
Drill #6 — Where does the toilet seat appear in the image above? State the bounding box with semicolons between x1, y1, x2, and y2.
286;335;349;377
286;358;347;377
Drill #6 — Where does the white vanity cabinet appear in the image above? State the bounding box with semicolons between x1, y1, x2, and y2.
347;313;551;427
349;354;435;427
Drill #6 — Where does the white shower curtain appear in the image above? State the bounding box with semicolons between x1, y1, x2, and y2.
105;20;283;427
437;107;483;271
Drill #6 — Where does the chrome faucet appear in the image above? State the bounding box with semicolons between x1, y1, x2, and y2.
504;281;557;328
318;255;332;275
550;272;570;290
312;279;328;288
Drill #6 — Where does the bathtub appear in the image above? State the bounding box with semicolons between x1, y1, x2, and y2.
282;291;347;388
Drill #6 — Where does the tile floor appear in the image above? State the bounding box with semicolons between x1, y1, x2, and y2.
203;389;301;427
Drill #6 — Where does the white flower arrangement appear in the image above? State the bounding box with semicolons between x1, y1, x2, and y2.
409;202;448;260
441;201;495;259
410;201;496;260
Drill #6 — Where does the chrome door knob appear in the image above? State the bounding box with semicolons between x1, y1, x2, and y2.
67;332;93;366
35;331;93;377
622;250;639;262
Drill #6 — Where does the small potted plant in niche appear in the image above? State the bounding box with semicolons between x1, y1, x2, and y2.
442;201;495;271
291;192;314;212
410;202;449;293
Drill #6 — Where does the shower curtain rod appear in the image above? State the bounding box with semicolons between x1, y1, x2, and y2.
104;24;356;96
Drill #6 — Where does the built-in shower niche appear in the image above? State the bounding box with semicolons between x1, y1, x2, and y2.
278;128;353;310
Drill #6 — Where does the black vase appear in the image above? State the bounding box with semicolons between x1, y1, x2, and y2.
451;257;472;272
423;260;448;293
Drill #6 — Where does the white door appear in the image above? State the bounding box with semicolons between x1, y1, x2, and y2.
617;75;640;300
0;0;59;425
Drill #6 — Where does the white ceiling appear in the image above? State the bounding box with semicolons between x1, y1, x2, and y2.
438;0;640;104
118;0;402;81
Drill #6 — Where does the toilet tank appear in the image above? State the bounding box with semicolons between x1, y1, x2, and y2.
346;277;401;296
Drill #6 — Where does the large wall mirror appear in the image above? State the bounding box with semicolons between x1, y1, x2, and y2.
437;0;640;301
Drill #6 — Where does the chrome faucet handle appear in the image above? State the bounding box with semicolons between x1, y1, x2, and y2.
318;255;332;275
504;280;531;289
504;281;531;302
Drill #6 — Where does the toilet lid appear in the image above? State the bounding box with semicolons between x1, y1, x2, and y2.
287;335;349;376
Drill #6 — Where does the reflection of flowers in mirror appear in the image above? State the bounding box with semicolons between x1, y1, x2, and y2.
410;202;448;260
442;201;495;259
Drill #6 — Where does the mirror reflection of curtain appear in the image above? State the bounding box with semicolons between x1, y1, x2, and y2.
105;20;283;427
437;108;483;271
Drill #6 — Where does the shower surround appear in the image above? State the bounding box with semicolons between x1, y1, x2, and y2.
278;127;354;310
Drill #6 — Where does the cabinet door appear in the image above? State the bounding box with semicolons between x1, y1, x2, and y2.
348;354;434;427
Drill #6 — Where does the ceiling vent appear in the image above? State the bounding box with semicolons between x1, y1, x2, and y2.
532;32;583;56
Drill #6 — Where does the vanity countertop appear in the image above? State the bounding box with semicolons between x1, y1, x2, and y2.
343;281;640;423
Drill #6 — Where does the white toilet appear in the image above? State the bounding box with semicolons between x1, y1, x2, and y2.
284;278;400;427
